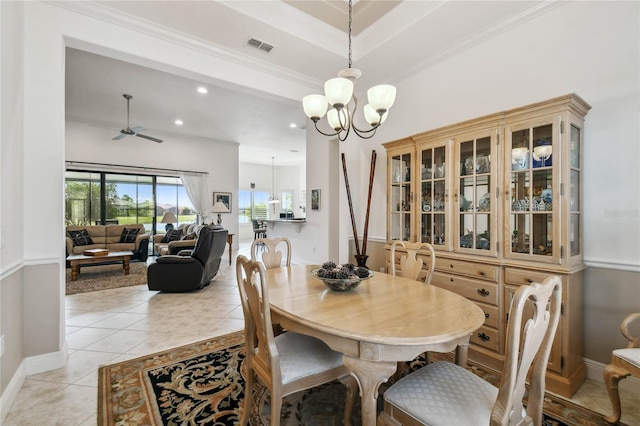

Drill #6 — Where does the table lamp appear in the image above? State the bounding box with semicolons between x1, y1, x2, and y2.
160;211;178;231
210;201;230;225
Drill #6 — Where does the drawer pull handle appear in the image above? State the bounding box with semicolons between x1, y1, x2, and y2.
484;313;490;318
450;278;454;282
527;279;534;283
479;271;486;276
450;264;454;268
477;288;490;297
477;332;490;341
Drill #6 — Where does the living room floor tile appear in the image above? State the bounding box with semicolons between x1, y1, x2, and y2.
89;311;147;329
83;329;151;353
66;327;118;350
28;350;120;384
4;384;97;426
65;310;118;327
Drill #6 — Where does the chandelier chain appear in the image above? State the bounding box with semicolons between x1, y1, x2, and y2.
348;0;352;69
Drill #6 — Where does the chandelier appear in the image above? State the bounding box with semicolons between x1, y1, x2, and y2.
302;0;396;141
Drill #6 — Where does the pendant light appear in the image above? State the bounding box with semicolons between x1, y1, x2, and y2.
268;156;279;208
302;0;396;141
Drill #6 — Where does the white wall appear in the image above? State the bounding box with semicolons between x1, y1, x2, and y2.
65;121;239;242
0;0;26;400
358;0;640;269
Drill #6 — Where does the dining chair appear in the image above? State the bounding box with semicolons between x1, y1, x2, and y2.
235;255;357;426
250;236;292;269
390;240;437;379
378;275;562;426
603;312;640;424
390;240;436;284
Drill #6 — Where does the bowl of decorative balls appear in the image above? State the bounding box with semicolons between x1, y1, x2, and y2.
310;261;374;291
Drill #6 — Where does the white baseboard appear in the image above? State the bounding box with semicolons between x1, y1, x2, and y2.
585;357;640;395
0;342;67;422
24;342;67;376
0;360;26;423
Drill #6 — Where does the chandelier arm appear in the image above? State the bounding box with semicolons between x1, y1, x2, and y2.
312;120;343;138
348;92;381;137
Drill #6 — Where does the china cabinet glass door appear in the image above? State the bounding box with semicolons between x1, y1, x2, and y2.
418;144;449;248
389;151;413;241
506;119;561;263
455;132;497;256
569;124;581;257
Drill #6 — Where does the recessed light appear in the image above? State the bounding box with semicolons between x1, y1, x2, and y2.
197;87;208;94
174;119;183;126
289;123;297;128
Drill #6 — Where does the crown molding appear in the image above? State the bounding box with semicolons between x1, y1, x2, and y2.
46;1;323;92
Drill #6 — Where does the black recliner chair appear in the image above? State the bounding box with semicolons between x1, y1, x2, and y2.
147;226;228;292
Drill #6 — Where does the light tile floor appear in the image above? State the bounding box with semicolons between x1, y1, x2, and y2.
4;245;640;425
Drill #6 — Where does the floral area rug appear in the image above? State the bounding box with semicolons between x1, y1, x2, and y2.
97;331;620;425
65;262;147;295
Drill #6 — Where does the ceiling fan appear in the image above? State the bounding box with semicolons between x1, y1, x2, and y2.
113;94;163;143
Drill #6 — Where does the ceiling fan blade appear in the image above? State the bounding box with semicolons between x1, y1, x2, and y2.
136;133;163;143
130;126;146;133
112;133;127;140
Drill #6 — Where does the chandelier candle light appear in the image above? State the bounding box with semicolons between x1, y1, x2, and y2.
302;0;396;141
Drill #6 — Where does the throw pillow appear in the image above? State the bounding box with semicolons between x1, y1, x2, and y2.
68;229;94;246
119;227;140;243
181;232;196;241
161;229;183;243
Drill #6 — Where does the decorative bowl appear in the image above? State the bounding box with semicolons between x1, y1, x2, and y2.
310;267;374;291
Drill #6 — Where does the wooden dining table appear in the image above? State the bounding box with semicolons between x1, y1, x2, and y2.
265;265;486;425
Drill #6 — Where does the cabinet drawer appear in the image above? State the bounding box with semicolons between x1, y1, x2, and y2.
475;301;499;329
435;258;499;281
504;268;558;286
432;272;498;305
470;325;499;352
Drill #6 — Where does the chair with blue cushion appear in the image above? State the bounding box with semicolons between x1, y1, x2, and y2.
378;275;562;426
236;255;357;426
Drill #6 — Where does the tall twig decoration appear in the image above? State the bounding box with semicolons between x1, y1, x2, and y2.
362;150;377;256
341;150;377;266
341;153;361;257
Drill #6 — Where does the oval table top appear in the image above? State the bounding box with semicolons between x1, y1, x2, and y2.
265;264;485;348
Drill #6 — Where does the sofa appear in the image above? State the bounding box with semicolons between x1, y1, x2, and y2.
153;223;209;256
65;223;150;263
147;226;228;292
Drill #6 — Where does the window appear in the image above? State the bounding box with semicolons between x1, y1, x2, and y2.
238;190;269;223
65;171;101;225
281;190;293;212
65;170;194;236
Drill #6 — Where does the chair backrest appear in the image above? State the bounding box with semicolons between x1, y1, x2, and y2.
492;275;562;426
250;237;292;269
236;255;281;385
390;240;436;284
192;226;228;285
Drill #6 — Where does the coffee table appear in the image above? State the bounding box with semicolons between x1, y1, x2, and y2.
66;251;134;282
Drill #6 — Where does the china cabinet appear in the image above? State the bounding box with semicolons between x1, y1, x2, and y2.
384;94;590;397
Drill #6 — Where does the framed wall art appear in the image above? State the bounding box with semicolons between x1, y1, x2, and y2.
311;189;320;211
213;192;232;213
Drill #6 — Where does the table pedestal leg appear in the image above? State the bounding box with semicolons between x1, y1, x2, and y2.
343;356;397;425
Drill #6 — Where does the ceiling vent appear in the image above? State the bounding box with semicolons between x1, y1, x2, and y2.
246;37;275;54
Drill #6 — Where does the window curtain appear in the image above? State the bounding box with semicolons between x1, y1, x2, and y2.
178;172;209;225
